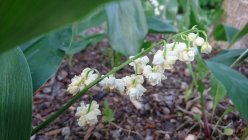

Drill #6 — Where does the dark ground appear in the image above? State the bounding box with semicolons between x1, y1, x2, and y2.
32;39;248;140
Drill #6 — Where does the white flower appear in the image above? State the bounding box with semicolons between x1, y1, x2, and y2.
84;70;99;85
143;65;166;86
127;85;146;100
152;50;164;65
75;100;101;127
153;43;179;70
178;48;196;62
193;37;204;46
159;5;165;10
201;42;212;54
100;75;125;94
67;75;84;95
67;68;99;95
99;75;116;90
123;75;146;100
188;33;197;41
114;79;125;93
154;8;160;15
129;56;149;74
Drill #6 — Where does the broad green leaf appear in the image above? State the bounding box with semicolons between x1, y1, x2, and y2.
73;6;107;33
21;28;71;92
0;48;33;140
211;49;248;66
0;0;112;54
147;16;177;33
213;24;239;43
210;75;226;111
106;0;148;56
206;60;248;120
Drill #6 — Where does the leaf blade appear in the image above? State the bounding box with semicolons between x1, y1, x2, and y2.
0;48;33;140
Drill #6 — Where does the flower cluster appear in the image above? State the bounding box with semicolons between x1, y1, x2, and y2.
75;101;101;126
67;30;212;127
67;68;98;95
148;0;165;16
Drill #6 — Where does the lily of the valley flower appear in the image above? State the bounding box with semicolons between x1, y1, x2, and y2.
193;36;205;46
123;75;146;100
75;100;101;127
188;33;197;41
178;47;196;62
201;42;212;54
67;68;99;95
129;56;149;74
99;75;116;90
99;75;125;93
143;65;166;86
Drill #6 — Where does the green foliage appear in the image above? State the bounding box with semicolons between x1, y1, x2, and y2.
147;16;177;33
0;48;33;140
103;100;114;123
160;0;178;20
210;75;226;111
106;0;148;56
211;49;248;66
21;29;71;92
206;61;248;120
178;0;208;31
0;0;112;54
214;23;248;46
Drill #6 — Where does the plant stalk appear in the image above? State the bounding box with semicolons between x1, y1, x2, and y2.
31;28;197;135
31;41;157;135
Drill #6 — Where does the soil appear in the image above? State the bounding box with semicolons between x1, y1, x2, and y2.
32;39;248;140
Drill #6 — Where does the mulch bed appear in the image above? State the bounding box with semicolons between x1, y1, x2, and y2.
32;39;248;140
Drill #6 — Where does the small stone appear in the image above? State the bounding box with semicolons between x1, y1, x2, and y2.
93;132;102;139
42;87;51;94
111;129;121;138
131;99;143;110
145;135;153;140
185;134;196;140
61;127;70;136
181;82;188;90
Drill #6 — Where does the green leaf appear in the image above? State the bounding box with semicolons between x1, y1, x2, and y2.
73;6;107;32
0;48;33;140
146;16;177;33
206;60;248;120
160;0;178;20
0;0;112;54
230;23;248;45
21;28;71;92
103;100;114;123
63;33;106;55
210;75;226;111
178;0;208;31
106;0;148;56
211;49;248;66
213;24;239;43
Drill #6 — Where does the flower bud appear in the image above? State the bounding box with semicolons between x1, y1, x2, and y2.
201;42;212;54
193;37;204;46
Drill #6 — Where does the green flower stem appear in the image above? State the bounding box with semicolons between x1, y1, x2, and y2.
31;42;157;135
31;27;197;135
